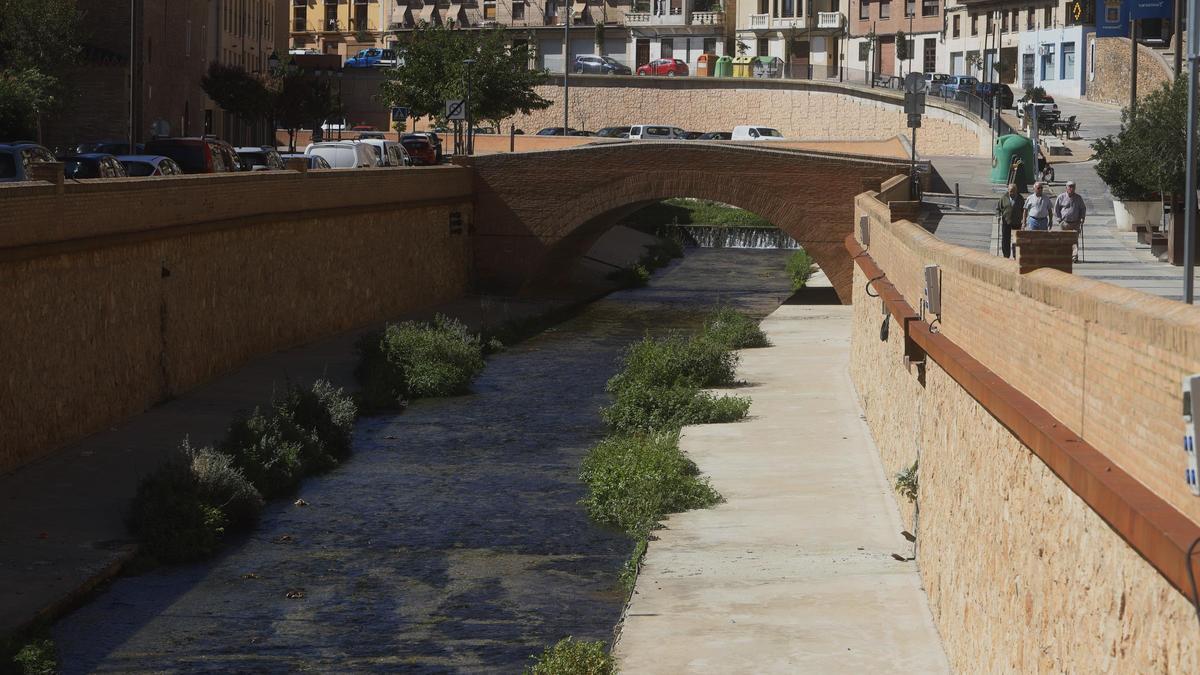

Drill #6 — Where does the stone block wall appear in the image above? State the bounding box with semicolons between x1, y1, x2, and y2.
849;191;1200;671
1086;35;1174;107
0;168;474;473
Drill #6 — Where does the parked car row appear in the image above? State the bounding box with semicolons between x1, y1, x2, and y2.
532;124;779;141
923;73;1015;108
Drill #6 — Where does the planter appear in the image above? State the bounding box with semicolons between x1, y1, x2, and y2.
1113;200;1161;232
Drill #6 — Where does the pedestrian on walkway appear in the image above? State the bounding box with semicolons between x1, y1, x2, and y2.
1055;180;1086;230
1023;181;1054;231
996;183;1024;258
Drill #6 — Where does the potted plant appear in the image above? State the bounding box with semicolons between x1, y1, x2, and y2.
1093;134;1157;230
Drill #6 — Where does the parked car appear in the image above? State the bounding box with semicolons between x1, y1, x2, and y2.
345;48;398;68
75;140;144;155
681;131;705;140
536;127;578;136
358;130;387;139
304;141;378;168
235;146;287;171
697;131;732;140
419;131;443;161
974;82;1015;109
923;72;951;95
0;142;56;182
595;126;631;138
941;75;979;97
636;58;689;77
59;153;128;179
358;138;411;166
117;155;184;176
280;153;332;169
1016;92;1060;120
400;134;438;166
568;130;594;136
627;124;685;140
144;137;240;173
731;125;786;141
320;118;349;136
573;55;632;75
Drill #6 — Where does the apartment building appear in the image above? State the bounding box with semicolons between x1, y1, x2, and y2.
940;0;1093;98
736;0;847;77
290;0;391;56
847;0;942;80
625;0;731;71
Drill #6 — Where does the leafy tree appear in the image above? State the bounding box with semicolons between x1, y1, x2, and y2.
1093;76;1186;201
270;66;339;151
0;0;80;140
380;24;550;128
201;62;271;126
895;30;908;61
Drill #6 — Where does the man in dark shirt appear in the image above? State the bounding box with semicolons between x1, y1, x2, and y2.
995;183;1023;258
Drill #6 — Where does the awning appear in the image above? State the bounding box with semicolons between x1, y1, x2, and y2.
573;0;587;19
417;3;436;23
446;4;464;24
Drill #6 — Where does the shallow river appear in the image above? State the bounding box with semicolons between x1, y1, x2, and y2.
54;248;796;674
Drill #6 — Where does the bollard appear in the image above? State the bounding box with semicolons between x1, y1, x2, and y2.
955;182;960;210
510;124;515;152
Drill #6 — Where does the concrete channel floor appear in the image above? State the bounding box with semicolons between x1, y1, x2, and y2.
614;295;950;673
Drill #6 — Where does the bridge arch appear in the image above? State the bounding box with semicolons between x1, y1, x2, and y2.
465;142;909;302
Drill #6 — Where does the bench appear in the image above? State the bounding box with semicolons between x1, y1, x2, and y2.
1043;137;1069;155
1136;223;1162;245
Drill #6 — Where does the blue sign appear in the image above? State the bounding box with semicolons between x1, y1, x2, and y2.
391;106;409;122
1096;0;1175;37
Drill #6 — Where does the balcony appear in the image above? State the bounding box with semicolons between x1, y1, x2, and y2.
691;10;723;24
623;7;687;25
816;11;842;28
770;16;803;28
748;13;769;28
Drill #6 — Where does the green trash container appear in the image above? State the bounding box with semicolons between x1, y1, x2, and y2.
732;56;754;78
991;134;1035;189
714;55;733;77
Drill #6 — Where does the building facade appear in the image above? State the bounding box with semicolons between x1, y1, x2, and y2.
847;0;942;82
736;0;847;78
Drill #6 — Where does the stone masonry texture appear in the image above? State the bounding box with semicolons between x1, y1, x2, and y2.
849;190;1200;671
0;167;473;473
1086;35;1174;107
465;143;910;301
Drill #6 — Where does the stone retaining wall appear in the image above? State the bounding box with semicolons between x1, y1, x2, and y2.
0;168;474;473
1086;35;1174;107
849;187;1200;671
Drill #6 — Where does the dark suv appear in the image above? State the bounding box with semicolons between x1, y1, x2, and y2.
573;55;632;75
975;83;1015;109
143;137;240;173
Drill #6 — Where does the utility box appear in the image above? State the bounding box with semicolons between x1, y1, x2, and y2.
732;56;754;78
696;53;716;77
992;133;1035;189
752;56;783;78
714;55;733;77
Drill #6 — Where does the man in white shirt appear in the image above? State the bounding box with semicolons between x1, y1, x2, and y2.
1022;181;1054;230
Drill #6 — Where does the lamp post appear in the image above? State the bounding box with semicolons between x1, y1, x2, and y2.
563;2;571;133
129;0;136;152
267;51;281;148
336;69;344;140
463;58;475;155
1184;0;1198;302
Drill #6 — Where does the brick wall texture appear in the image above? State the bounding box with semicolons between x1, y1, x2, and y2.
1085;35;1174;107
0;167;473;473
466;143;909;301
850;190;1200;671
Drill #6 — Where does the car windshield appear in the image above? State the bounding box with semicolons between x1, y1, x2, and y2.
644;126;672;137
755;128;783;137
147;142;206;171
237;151;266;167
63;159;99;178
603;57;621;66
121;161;156;176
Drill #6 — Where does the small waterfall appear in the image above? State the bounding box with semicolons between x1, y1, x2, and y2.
676;225;800;250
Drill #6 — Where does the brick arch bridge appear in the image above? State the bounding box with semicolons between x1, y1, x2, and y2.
463;143;908;303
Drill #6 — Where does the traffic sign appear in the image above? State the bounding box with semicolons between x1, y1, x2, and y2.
904;92;926;115
446;99;466;121
904;72;926;94
907;113;922;129
391;106;409;122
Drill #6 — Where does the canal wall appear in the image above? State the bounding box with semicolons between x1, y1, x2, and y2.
848;180;1200;671
0;167;473;474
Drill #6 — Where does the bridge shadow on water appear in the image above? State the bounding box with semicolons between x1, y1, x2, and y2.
51;248;803;674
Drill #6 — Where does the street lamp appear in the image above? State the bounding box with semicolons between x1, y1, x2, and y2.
268;50;281;72
563;2;571;133
463;58;475;155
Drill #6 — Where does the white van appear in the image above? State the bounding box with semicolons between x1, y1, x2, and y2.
303;141;378;169
628;124;685;140
357;138;411;166
731;125;786;141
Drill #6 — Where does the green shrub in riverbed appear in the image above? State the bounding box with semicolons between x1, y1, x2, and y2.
787;249;815;290
355;314;485;410
274;380;358;466
127;454;232;564
607;334;739;395
220;408;307;498
11;639;56;675
580;432;721;538
607;263;650;288
188;443;265;529
601;382;750;434
526;637;614;675
619;537;648;593
702;307;771;349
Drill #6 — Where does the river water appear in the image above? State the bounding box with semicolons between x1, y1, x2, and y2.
53;248;796;674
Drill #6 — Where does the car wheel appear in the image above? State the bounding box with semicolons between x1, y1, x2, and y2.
575;68;584;74
667;71;676;77
638;71;646;75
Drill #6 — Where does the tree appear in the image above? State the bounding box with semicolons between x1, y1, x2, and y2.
1093;76;1187;201
895;30;908;61
380;25;551;129
0;0;80;141
201;62;271;126
270;67;339;152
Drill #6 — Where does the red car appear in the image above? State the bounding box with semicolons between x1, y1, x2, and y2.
400;134;437;166
636;59;689;77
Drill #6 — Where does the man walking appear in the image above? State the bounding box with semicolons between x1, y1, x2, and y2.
996;183;1024;258
1054;180;1086;261
1023;181;1054;231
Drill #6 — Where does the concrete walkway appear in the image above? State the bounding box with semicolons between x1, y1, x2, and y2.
927;97;1200;301
613;299;949;673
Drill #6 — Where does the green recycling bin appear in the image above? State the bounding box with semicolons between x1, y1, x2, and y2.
714;55;733;77
752;56;783;78
732;56;754;78
991;133;1035;189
